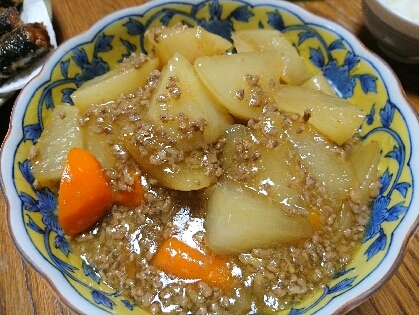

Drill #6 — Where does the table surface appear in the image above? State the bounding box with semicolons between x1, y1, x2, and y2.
1;0;418;314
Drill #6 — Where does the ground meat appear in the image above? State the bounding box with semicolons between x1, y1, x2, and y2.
69;133;373;314
120;53;151;71
67;54;378;315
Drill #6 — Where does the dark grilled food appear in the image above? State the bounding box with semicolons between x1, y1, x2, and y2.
0;22;52;81
0;0;23;10
0;6;22;37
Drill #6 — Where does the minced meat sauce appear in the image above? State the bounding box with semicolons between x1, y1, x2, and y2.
68;56;378;315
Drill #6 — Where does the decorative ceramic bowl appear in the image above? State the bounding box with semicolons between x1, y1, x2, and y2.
2;0;419;314
362;0;419;63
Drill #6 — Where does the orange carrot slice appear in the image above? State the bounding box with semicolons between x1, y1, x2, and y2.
113;172;144;207
58;147;113;236
153;237;236;290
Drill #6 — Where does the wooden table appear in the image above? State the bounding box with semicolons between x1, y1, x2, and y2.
0;0;418;314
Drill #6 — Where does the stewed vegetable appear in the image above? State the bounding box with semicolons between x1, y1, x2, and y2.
29;24;380;315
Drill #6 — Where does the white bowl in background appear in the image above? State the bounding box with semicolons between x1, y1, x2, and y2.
362;0;419;63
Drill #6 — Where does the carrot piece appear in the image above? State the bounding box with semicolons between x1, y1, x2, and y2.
153;237;235;290
310;211;322;230
113;172;144;207
58;147;113;236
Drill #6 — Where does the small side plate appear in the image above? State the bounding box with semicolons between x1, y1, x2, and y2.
0;0;56;106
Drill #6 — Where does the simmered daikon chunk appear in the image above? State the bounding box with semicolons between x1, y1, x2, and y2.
124;138;218;191
194;50;283;120
31;104;83;188
144;52;233;152
275;85;366;145
231;29;312;85
145;24;232;65
204;178;313;255
82;115;120;170
301;72;336;96
350;140;382;203
284;121;362;203
71;55;159;114
221;118;306;212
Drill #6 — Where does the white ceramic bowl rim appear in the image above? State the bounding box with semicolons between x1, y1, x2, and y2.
1;0;419;314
